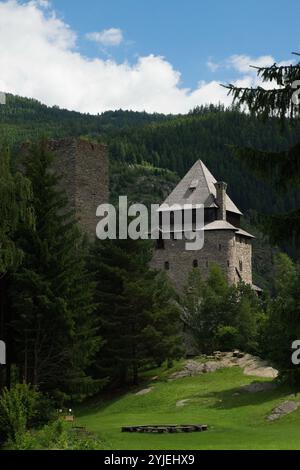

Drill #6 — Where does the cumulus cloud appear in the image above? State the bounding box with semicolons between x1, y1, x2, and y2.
0;1;290;114
227;54;275;73
86;27;123;46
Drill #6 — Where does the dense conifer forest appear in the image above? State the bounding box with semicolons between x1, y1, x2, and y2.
2;94;300;218
1;94;297;288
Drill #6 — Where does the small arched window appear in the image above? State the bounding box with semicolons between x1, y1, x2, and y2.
193;260;198;268
219;244;222;251
164;261;170;271
239;260;243;272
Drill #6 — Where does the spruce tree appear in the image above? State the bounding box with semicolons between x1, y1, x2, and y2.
0;146;32;275
225;54;300;248
11;142;101;401
89;238;182;386
0;146;32;387
225;54;300;388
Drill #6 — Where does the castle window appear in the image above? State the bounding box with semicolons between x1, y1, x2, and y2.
193;260;198;268
239;260;243;272
189;179;198;191
157;238;165;250
164;261;170;271
206;261;209;268
219;244;222;251
227;260;230;267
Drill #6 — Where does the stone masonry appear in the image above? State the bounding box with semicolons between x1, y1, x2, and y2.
48;138;109;238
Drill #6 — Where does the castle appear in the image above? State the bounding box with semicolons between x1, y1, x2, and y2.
39;141;258;293
151;160;260;292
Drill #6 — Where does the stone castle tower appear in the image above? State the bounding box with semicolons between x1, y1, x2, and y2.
48;138;109;238
151;160;261;292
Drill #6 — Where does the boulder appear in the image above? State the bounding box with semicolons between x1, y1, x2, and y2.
135;387;153;396
267;401;299;421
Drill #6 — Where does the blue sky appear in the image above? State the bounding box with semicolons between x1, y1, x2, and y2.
0;0;299;113
51;0;300;88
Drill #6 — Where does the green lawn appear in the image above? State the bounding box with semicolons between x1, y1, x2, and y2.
75;366;300;450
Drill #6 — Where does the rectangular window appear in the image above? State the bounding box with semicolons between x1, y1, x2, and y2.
157;239;165;250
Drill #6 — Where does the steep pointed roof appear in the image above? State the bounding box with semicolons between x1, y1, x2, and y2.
159;160;242;215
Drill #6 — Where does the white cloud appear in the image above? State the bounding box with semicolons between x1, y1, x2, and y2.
33;0;50;8
86;27;123;47
208;54;277;75
227;54;275;73
207;58;220;72
0;1;291;114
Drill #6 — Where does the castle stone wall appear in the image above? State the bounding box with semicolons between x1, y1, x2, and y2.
151;231;253;290
234;237;252;285
151;230;237;290
49;138;109;238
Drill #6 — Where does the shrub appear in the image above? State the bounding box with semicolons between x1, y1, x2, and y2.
0;384;40;441
9;419;107;450
215;326;240;351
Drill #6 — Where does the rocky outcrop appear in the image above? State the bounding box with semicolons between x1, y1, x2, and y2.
169;351;278;380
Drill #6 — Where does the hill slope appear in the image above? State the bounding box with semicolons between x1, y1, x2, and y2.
0;94;293;285
0;94;170;145
76;360;300;450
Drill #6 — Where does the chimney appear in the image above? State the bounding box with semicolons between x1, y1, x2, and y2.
214;182;227;220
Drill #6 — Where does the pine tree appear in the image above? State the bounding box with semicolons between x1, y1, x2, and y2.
0;146;33;387
89;238;182;386
11;142;101;401
0;146;32;275
225;54;300;248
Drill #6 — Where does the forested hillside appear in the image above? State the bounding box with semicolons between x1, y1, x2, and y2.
106;106;300;217
0;94;170;146
2;95;299;218
0;95;297;287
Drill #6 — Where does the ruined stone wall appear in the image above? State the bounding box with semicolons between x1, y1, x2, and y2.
151;230;237;291
49;138;109;238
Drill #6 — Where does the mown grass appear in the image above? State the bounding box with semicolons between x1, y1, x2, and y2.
75;365;300;450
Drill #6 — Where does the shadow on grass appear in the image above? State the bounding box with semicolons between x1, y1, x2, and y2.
75;361;184;418
198;381;291;410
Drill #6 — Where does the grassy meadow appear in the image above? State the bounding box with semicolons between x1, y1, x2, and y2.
75;364;300;450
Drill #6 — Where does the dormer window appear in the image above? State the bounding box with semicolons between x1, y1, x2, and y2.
189;179;198;192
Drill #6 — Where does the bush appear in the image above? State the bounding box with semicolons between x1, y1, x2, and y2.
215;326;240;351
9;419;107;450
0;384;40;442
